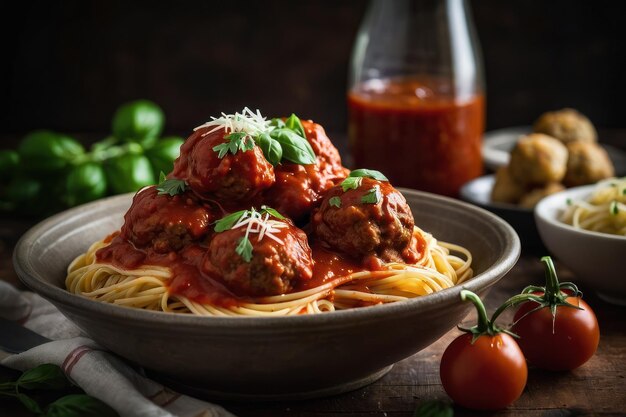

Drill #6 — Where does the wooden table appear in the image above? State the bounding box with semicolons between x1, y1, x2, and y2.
1;214;625;417
1;129;625;416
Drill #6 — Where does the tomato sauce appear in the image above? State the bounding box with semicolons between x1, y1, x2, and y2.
348;78;485;197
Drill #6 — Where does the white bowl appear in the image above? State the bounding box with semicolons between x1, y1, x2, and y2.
534;185;626;305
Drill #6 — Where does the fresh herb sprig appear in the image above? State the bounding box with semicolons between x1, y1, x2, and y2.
361;186;382;204
156;172;187;196
0;364;118;417
340;169;388;192
205;110;316;165
213;206;287;263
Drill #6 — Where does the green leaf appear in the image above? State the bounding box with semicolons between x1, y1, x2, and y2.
349;168;388;181
610;201;619;215
361;186;382;204
285;113;306;137
329;196;342;208
46;394;119;417
269;118;286;129
413;399;454;417
17;393;42;414
236;236;254;262
159;171;166;183
212;132;254;158
269;128;316;165
17;364;70;391
256;133;283;165
260;206;285;220
214;210;248;232
156;177;187;196
341;176;362;192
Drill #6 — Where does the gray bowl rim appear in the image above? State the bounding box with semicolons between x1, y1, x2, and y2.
459;174;532;214
534;184;626;242
13;189;520;331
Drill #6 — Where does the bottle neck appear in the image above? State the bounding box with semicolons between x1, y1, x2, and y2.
350;0;484;99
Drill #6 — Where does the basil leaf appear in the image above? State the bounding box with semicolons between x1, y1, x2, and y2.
361;186;382;204
260;205;285;220
17;364;70;391
413;400;454;417
17;393;42;414
341;176;362;192
285;113;306;137
236;236;253;262
269;128;316;165
269;118;286;129
349;168;388;181
156;178;187;196
329;196;342;208
46;394;119;417
214;210;248;232
256;133;283;165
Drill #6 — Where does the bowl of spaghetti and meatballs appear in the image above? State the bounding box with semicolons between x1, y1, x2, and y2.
14;108;519;399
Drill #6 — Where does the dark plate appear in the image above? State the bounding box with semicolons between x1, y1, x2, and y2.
482;125;626;174
460;175;545;252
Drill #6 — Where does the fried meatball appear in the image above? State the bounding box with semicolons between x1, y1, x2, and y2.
508;134;568;186
120;186;214;253
564;141;615;187
172;127;275;202
204;219;313;297
263;120;349;221
533;108;597;144
518;183;565;209
491;166;526;204
311;178;418;263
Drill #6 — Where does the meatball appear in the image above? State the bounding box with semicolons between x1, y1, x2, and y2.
264;120;349;221
508;134;568;186
564;141;615;187
120;186;214;253
311;178;418;263
172;127;275;202
533;108;597;144
204;218;313;297
491;166;526;204
518;183;565;209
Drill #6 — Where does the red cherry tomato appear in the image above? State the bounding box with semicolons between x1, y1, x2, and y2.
440;332;527;410
512;295;599;371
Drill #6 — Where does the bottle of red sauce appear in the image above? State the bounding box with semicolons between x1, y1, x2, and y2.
348;0;485;197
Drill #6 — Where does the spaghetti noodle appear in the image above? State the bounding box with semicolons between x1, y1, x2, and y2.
66;227;472;316
561;177;626;236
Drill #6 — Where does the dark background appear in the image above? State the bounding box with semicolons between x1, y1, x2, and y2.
2;0;625;141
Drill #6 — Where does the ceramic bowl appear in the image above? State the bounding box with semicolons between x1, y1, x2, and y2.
13;190;520;400
535;185;626;305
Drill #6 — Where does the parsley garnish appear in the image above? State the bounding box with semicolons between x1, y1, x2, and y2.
348;168;388;181
361;186;382;204
329;196;342;208
212;132;255;158
610;201;619;215
236;236;254;262
214;210;248;232
213;206;286;263
156;172;187;196
341;176;363;191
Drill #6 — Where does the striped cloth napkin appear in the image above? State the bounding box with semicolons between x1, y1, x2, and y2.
0;281;235;417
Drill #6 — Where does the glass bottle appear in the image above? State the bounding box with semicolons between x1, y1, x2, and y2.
348;0;485;197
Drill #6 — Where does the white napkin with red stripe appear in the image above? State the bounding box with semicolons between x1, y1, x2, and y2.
0;281;235;417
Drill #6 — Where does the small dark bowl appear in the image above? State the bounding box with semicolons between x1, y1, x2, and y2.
460;175;545;252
